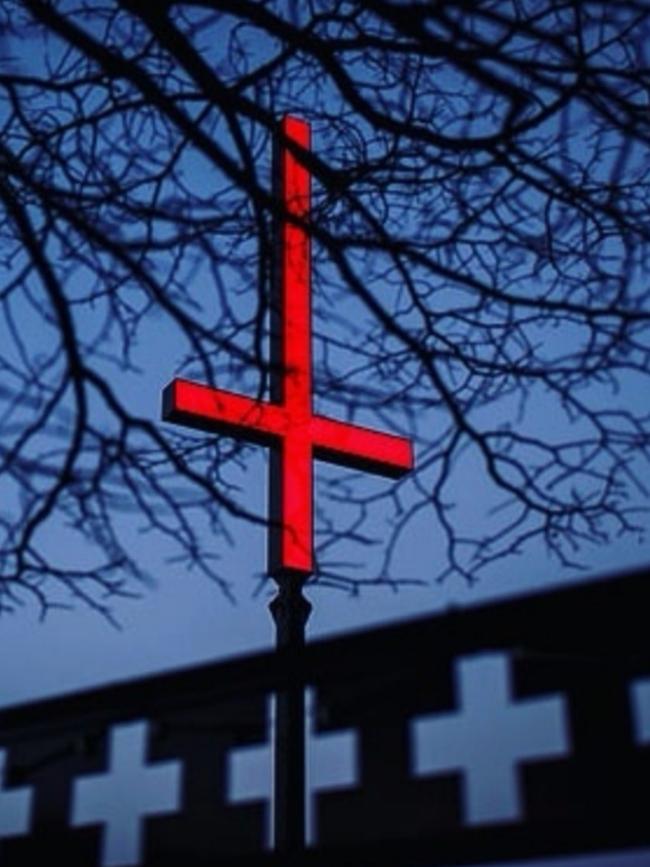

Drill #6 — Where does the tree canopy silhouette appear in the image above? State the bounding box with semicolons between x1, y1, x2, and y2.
1;0;648;615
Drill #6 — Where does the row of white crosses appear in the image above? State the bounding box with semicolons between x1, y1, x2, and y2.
2;654;650;867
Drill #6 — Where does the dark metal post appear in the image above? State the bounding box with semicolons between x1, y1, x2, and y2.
269;576;312;857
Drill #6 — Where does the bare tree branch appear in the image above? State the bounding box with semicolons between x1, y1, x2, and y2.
0;0;648;615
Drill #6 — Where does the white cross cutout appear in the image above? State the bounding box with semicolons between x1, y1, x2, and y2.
71;720;181;867
630;678;650;745
0;749;32;839
227;689;357;847
411;652;569;825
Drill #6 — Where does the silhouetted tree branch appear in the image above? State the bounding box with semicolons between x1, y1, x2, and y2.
0;0;648;615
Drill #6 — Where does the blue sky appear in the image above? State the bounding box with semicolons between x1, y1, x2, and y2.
2;4;650;865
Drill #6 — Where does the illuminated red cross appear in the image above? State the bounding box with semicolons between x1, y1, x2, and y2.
162;116;413;578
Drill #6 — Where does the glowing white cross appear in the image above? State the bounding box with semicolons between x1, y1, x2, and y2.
0;748;31;839
71;720;181;867
630;678;650;744
411;653;569;825
227;689;357;846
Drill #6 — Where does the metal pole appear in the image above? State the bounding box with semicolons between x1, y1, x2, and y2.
269;575;311;858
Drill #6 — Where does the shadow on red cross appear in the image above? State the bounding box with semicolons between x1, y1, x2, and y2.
163;116;413;578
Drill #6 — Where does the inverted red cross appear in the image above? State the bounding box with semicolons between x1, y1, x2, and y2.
162;116;413;578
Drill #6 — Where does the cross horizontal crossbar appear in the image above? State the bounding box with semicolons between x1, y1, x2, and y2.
163;379;412;477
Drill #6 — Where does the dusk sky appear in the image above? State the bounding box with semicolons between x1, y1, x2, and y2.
1;3;649;866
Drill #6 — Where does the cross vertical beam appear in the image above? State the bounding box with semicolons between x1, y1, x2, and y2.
411;654;569;825
277;115;311;413
72;721;181;867
227;688;357;848
269;115;312;576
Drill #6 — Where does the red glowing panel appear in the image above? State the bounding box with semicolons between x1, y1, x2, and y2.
163;116;414;577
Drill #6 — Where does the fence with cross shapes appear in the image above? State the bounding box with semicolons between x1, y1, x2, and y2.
1;568;649;866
